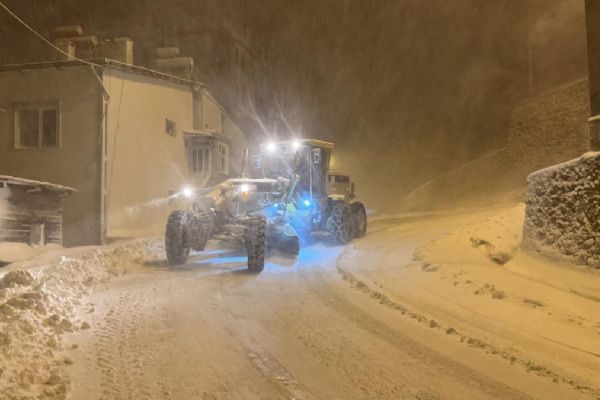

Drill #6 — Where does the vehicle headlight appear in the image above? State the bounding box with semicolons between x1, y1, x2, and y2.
182;186;194;198
266;142;277;153
238;183;257;195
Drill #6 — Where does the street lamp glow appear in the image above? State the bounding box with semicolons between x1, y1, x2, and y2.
292;140;301;150
266;142;277;153
240;183;250;193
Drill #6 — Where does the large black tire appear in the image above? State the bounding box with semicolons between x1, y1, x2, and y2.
351;202;367;239
165;210;190;265
327;204;353;245
245;217;266;273
189;210;213;251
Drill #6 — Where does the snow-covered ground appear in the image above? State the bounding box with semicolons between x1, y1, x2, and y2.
1;204;599;399
0;240;163;400
340;204;600;398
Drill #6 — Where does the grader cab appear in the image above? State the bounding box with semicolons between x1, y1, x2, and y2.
255;139;367;244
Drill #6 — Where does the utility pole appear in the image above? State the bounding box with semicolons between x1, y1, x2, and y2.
585;0;600;149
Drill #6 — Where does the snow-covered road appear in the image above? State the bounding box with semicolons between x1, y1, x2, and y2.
63;207;600;400
3;206;600;399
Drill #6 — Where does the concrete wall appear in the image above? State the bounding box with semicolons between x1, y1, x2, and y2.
399;80;591;211
103;68;193;238
523;152;600;268
0;66;102;246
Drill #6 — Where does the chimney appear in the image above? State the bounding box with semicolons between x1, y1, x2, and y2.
155;47;194;79
53;25;97;60
54;25;83;39
54;41;76;61
96;37;134;65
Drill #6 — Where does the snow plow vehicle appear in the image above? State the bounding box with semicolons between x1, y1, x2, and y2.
254;139;367;245
164;177;297;271
164;138;366;272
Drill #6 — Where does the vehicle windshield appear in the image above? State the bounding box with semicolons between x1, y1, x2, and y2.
259;144;311;181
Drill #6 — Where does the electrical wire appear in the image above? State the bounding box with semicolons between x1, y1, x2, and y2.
0;0;101;68
0;2;209;90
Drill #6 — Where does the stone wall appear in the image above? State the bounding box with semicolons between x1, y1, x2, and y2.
522;152;600;268
399;79;591;211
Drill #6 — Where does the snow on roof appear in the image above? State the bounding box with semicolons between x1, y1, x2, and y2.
0;176;76;194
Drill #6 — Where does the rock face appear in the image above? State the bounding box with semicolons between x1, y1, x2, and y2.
523;152;600;267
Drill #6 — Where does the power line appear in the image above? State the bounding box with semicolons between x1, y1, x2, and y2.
0;0;100;67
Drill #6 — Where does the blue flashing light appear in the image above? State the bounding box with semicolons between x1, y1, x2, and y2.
303;199;311;207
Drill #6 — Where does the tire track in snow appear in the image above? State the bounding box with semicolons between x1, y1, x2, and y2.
215;272;316;400
334;233;600;398
95;289;154;400
304;266;535;400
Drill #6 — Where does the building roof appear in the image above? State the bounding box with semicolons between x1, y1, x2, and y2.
0;58;206;88
0;175;76;194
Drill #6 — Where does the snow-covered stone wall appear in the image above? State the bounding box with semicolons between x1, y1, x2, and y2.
522;152;600;268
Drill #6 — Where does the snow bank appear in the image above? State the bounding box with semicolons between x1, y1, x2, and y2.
523;152;600;268
416;204;525;267
0;239;163;399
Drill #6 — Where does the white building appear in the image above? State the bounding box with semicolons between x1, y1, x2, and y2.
0;58;245;245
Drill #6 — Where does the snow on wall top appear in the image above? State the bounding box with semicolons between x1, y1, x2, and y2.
0;175;76;194
526;151;600;180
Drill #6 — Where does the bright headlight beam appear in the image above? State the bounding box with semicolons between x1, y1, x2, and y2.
292;140;301;150
240;183;250;193
266;142;276;153
182;186;194;198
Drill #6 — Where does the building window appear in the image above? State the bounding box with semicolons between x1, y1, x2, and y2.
14;102;59;148
191;146;210;174
165;118;177;136
217;142;229;174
